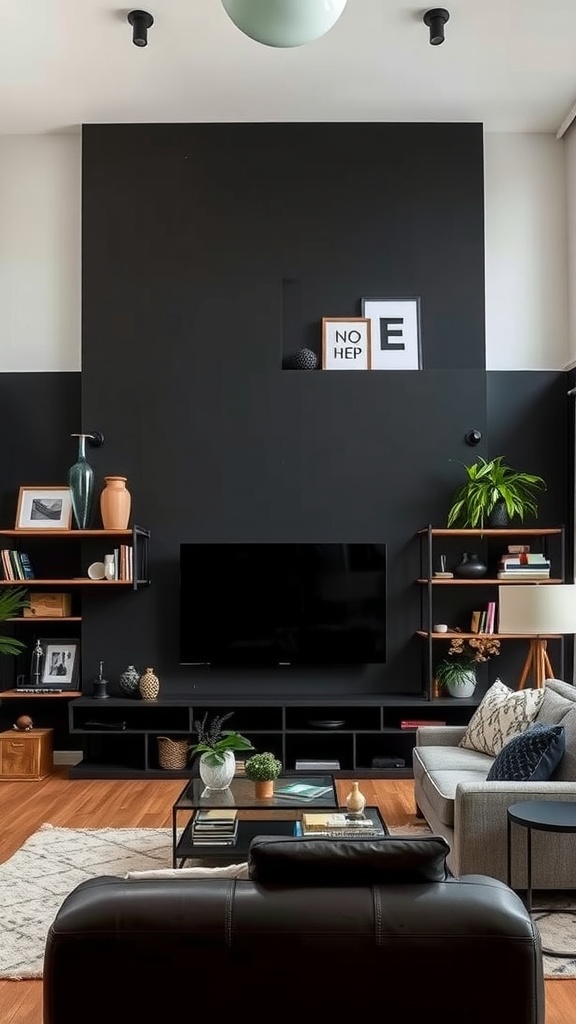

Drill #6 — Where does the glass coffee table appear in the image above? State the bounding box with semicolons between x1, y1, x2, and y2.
172;774;339;867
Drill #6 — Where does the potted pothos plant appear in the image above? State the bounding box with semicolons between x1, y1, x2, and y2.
446;456;546;529
435;635;501;698
244;751;283;799
189;712;253;791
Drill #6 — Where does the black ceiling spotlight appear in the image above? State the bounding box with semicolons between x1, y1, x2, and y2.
127;10;154;47
423;8;450;46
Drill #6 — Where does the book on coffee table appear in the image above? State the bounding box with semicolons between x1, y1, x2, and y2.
274;782;334;801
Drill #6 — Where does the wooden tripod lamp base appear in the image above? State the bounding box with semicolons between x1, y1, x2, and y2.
517;639;555;690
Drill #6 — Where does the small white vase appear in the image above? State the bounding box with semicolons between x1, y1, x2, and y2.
199;750;235;790
446;671;476;699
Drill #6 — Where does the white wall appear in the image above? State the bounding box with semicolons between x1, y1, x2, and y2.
564;123;576;367
484;132;569;370
0;134;81;372
0;131;570;373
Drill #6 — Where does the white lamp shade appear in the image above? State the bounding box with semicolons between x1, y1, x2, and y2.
498;585;576;635
221;0;347;48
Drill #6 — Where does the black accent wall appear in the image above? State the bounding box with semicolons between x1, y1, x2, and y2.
1;124;568;705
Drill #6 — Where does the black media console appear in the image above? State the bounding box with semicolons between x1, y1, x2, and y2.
68;694;477;779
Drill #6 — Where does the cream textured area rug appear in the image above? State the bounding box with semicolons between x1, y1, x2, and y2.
1;823;575;980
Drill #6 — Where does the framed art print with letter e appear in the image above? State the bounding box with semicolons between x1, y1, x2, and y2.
361;297;421;370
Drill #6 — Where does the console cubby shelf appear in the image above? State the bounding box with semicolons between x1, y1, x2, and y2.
67;694;480;780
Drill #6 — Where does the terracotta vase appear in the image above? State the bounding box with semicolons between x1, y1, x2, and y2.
100;476;131;530
254;779;275;799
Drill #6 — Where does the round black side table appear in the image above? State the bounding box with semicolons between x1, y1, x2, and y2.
507;800;576;958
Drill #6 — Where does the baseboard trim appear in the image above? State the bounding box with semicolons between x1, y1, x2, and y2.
54;750;83;766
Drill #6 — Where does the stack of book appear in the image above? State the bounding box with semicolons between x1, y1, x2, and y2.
0;549;34;580
300;812;385;838
400;719;447;730
497;546;551;581
470;602;497;633
191;809;238;846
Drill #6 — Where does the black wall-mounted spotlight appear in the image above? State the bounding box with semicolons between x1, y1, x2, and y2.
465;429;483;447
423;8;450;46
127;10;154;47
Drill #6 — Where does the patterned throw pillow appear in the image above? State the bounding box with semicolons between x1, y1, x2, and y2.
486;724;566;781
459;678;545;756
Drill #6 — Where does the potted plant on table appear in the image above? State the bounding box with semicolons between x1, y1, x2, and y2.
244;751;283;799
189;712;253;791
446;456;546;529
435;635;501;698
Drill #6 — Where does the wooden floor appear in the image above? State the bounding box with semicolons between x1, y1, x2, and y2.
0;772;573;1023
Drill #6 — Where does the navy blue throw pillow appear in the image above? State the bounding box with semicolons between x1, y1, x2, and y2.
486;724;565;782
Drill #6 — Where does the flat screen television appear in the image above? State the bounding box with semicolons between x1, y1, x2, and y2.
179;543;386;667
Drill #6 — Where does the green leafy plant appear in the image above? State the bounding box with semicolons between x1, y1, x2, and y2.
0;588;29;655
188;712;253;767
244;751;283;782
446;456;546;528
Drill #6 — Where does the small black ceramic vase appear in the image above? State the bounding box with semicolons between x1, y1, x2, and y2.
118;664;140;698
454;552;487;578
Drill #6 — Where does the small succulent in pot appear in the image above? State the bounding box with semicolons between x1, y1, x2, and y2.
245;751;283;781
244;751;283;798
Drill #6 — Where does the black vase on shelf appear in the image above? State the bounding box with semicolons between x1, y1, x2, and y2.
488;500;510;528
453;552;487;578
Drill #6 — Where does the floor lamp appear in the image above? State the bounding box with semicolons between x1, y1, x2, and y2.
498;585;576;689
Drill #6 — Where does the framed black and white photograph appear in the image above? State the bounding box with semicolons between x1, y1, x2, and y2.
38;639;80;689
15;486;72;530
322;317;371;370
361;297;421;370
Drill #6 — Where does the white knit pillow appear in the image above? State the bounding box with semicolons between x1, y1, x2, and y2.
126;862;249;880
459;678;545;756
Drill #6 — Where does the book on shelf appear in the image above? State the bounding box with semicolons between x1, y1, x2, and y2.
274;782;334;801
295;759;341;770
500;552;548;566
400;720;447;729
507;544;531;554
300;825;386;839
194;810;238;826
302;813;375;831
497;571;550;580
470;610;481;633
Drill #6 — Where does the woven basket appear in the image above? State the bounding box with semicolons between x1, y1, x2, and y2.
157;736;188;770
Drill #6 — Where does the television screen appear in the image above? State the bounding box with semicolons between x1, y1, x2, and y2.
179;543;386;666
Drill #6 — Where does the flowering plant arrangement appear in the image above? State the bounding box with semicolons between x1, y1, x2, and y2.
435;635;500;690
447;635;501;664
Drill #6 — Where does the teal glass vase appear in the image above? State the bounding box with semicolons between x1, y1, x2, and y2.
69;433;94;530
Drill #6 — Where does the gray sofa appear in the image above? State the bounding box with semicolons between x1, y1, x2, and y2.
413;678;576;888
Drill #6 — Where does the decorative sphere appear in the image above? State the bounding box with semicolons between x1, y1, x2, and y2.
15;715;33;731
284;348;319;370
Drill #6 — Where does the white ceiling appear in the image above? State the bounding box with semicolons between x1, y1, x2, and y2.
2;1;576;135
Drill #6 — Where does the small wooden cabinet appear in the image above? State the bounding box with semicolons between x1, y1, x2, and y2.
0;727;53;780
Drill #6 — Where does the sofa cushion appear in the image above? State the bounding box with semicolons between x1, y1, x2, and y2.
420;768;489;827
536;685;576;725
459;678;544;756
486;724;566;782
549;706;576;781
248;834;451;884
544;679;576;703
414;745;494;776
